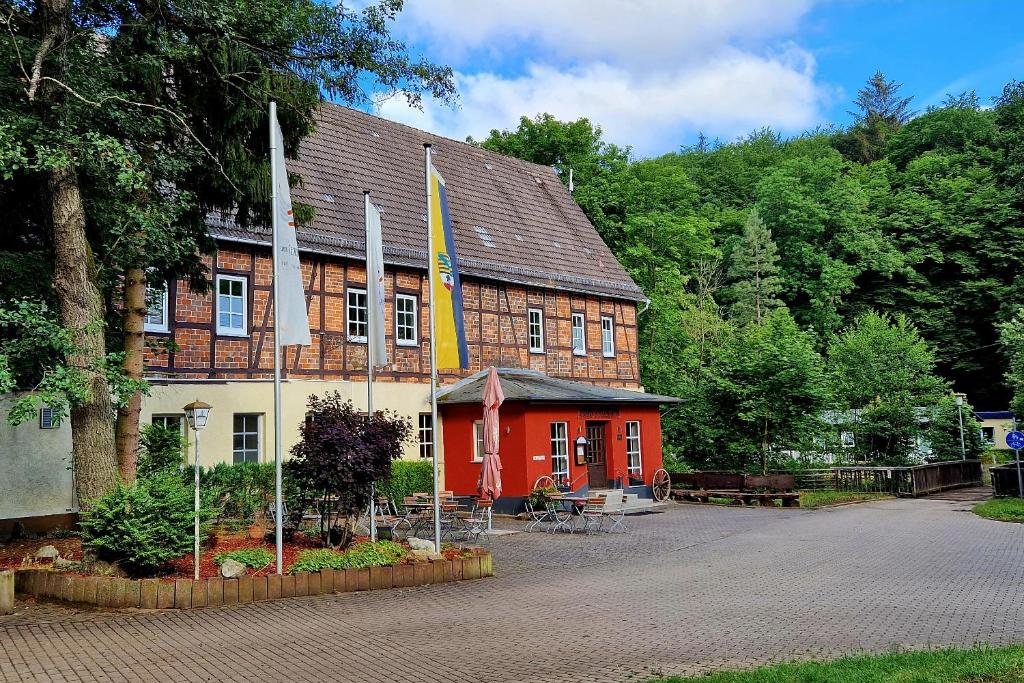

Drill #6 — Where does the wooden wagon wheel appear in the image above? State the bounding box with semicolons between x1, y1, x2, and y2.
651;468;671;502
532;475;556;491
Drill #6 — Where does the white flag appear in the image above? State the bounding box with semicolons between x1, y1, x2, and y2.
365;196;389;368
270;105;311;347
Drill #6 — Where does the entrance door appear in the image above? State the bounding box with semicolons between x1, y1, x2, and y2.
585;422;607;488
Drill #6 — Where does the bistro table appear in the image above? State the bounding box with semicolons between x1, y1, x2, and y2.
546;494;589;533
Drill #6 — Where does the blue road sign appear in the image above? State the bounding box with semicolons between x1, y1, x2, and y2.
1006;431;1024;450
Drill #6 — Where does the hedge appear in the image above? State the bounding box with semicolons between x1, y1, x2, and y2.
377;460;434;504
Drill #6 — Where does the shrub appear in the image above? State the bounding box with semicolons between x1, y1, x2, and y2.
213;548;273;570
377;460;433;504
193;462;287;526
138;423;184;477
290;393;412;548
528;486;558;509
80;472;212;576
286;541;407;573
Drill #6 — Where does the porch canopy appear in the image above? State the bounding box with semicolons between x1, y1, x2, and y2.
436;368;682;406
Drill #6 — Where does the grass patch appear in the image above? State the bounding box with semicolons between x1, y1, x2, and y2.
799;491;890;508
213;548;274;570
650;645;1024;682
974;497;1024;523
287;541;407;573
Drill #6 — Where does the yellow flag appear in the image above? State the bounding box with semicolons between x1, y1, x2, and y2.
427;162;469;369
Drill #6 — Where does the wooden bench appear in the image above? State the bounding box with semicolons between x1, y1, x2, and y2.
670;473;800;507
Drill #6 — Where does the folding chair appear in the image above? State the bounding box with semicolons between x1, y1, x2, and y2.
524;499;552;532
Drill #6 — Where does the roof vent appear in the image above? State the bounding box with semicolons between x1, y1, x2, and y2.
370;131;381;138
323;194;335;203
514;233;524;242
485;163;493;170
533;176;543;185
421;213;428;223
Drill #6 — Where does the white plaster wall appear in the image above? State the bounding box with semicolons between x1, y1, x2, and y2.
142;380;444;478
0;396;77;519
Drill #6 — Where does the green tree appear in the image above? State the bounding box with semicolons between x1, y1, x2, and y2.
476;113;631;249
703;309;829;474
925;395;985;461
834;71;914;163
1000;310;1024;416
828;313;947;463
727;208;783;325
1;0;454;496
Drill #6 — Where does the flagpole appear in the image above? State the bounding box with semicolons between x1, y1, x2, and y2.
424;143;442;553
365;190;377;543
270;101;285;575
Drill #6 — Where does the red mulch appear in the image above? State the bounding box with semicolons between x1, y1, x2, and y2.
0;536;82;570
164;529;324;579
2;529;475;580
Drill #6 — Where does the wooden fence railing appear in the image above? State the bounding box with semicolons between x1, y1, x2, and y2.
779;461;983;497
832;461;983;497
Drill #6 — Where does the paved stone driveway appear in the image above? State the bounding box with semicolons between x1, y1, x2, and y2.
3;495;1024;682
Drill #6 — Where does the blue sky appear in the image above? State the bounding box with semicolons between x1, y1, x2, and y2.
373;1;1024;158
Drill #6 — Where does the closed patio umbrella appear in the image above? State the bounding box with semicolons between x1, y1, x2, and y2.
478;366;504;503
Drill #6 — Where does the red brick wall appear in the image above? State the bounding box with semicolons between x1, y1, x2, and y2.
144;242;641;388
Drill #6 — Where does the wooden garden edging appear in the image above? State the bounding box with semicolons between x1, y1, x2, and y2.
12;553;493;610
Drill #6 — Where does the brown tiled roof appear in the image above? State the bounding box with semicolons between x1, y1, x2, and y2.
210;103;644;301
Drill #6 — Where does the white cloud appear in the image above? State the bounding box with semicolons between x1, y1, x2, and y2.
379;46;830;156
378;0;833;156
396;0;815;69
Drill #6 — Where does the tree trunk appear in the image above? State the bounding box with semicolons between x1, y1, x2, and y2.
49;164;118;505
115;267;146;483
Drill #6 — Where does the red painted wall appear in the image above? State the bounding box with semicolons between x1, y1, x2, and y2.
441;402;664;498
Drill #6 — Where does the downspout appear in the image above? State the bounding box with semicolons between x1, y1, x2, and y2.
638;298;651;316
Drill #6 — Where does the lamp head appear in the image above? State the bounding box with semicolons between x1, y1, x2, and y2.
183;400;212;431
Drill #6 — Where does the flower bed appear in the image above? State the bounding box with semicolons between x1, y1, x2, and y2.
12;551;493;610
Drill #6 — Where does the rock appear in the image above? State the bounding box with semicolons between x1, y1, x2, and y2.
52;558;81;572
220;558;247;578
427;552;444;562
407;537;435;552
35;545;60;561
408;549;431;563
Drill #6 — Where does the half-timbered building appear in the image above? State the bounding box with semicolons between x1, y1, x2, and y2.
140;104;676;507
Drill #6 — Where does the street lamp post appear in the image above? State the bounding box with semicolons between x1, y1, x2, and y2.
183;400;212;581
955;394;967;460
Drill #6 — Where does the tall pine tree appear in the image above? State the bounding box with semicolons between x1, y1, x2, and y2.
728;209;783;325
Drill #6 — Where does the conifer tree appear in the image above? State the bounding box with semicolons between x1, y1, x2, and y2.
728;209;783;325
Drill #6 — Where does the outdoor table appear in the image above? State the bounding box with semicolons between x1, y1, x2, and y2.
546;494;588;533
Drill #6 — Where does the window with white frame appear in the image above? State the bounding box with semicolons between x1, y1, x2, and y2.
232;414;261;464
840;431;856;448
347;288;368;342
418;413;433;458
396;294;418;346
216;275;247;336
980;427;995;445
571;312;586;355
144;282;169;333
472;421;485;462
528;308;544;353
550;422;569;481
601;316;615;357
626;421;642;475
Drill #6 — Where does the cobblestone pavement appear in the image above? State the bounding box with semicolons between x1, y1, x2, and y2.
3;496;1024;682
